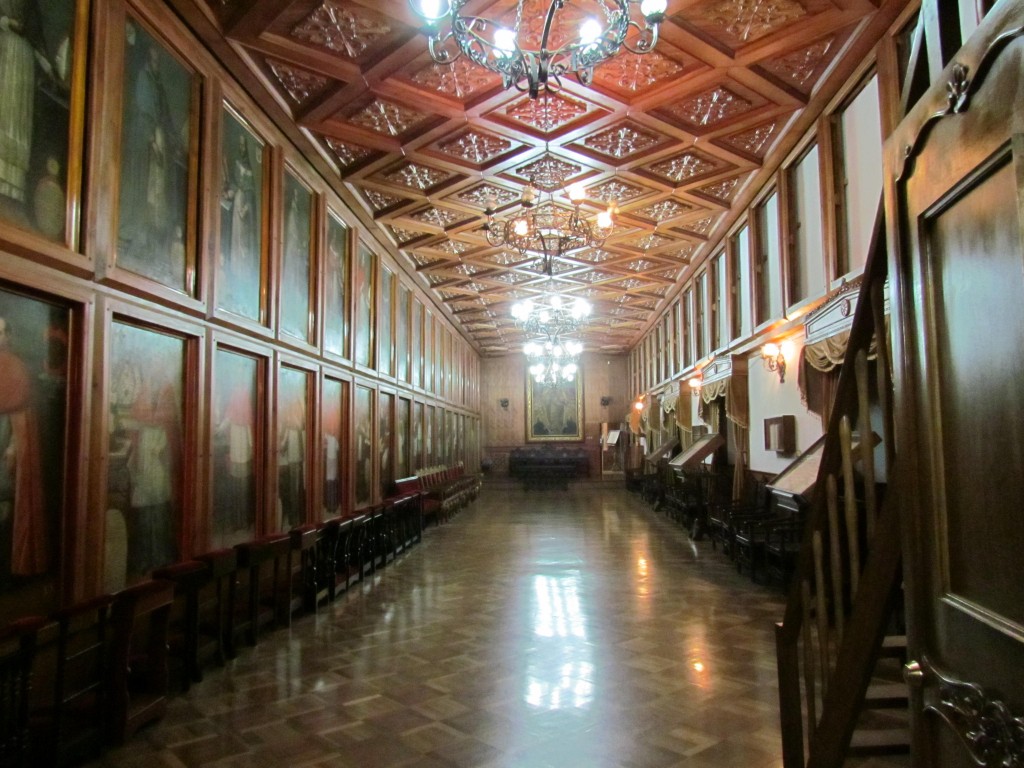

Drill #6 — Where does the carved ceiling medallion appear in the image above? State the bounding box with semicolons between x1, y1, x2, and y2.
349;98;428;136
648;150;721;184
411;58;498;98
699;0;807;46
634;198;695;222
594;50;686;92
588;179;648;205
696;176;742;202
363;188;406;211
291;1;392;59
388;224;428;244
381;161;453;190
573;249;615;263
581;121;665;159
322;137;373;169
433;240;471;255
451;183;519;209
503;91;589;132
267;59;329;106
513;154;583;191
436;129;514;165
627;233;674;251
662;85;754;129
761;36;835;93
408;206;462;228
718;120;779;158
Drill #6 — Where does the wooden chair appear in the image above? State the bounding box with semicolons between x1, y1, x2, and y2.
234;534;291;645
108;580;175;744
29;595;115;767
288;525;319;615
152;560;210;691
333;516;365;592
194;548;237;663
0;617;44;768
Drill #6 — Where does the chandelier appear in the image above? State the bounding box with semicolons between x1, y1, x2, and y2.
524;337;583;384
511;293;592;337
485;183;613;276
409;0;668;98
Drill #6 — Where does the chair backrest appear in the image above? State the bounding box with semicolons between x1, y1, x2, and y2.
0;617;44;768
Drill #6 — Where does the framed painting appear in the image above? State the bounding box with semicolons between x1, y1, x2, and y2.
323;210;348;358
0;286;70;595
425;404;434;465
106;321;185;588
410;298;422;388
216;105;265;322
412;401;423;471
397;397;410;479
527;374;584;442
321;376;348;519
280;171;313;343
277;366;308;530
353;384;373;507
378;268;393;377
378;391;394;495
0;0;86;247
353;241;375;368
211;347;260;548
395;283;409;383
116;17;198;293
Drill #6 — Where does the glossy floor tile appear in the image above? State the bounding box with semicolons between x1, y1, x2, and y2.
88;483;909;767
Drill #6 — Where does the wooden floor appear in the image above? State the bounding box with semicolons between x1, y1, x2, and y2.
88;482;910;767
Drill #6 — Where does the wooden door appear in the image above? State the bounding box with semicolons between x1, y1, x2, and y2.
886;4;1024;767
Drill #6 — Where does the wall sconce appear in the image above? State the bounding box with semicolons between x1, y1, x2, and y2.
498;398;509;410
687;376;702;397
600;396;612;406
633;398;645;411
761;341;793;383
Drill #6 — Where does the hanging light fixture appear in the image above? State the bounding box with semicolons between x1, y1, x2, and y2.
524;337;583;384
409;0;668;99
485;182;614;276
510;293;592;337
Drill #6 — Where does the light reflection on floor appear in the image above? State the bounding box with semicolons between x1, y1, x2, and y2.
524;572;594;710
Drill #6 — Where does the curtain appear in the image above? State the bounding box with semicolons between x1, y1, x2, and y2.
675;383;693;451
799;352;841;427
730;419;748;501
697;365;750;501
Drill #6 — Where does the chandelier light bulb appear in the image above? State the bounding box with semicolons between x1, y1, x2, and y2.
596;209;613;230
538;309;551;323
579;18;602;46
549;295;563;309
493;27;517;56
417;0;449;21
567;182;586;203
513;218;529;237
640;0;667;19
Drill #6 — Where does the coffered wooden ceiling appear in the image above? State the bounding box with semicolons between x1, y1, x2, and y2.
192;0;889;354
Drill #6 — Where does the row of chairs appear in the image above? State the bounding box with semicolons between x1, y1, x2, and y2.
0;463;481;767
0;579;176;768
412;462;482;524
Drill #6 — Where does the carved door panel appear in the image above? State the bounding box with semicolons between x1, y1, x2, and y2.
886;5;1024;767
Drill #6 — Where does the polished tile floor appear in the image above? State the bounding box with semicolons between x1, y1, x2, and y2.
90;483;908;768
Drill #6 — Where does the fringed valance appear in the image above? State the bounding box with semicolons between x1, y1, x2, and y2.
803;329;881;373
698;371;749;430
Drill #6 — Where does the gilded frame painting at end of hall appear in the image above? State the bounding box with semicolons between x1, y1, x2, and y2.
526;373;584;442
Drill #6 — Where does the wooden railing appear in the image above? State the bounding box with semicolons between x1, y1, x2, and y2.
775;202;902;767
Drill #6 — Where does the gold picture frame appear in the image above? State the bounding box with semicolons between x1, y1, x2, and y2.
526;373;584;442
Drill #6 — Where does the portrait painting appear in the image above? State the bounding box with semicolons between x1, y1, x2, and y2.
0;0;81;243
397;397;410;479
211;348;258;548
527;374;584;442
412;401;423;471
410;298;422;388
353;242;375;368
423;311;433;393
0;287;69;592
378;392;393;495
395;284;409;383
322;377;347;519
378;268;394;377
434;407;445;464
107;321;184;588
425;405;434;466
280;172;312;342
216;106;264;322
116;19;196;293
323;210;348;358
354;384;373;507
277;366;307;530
